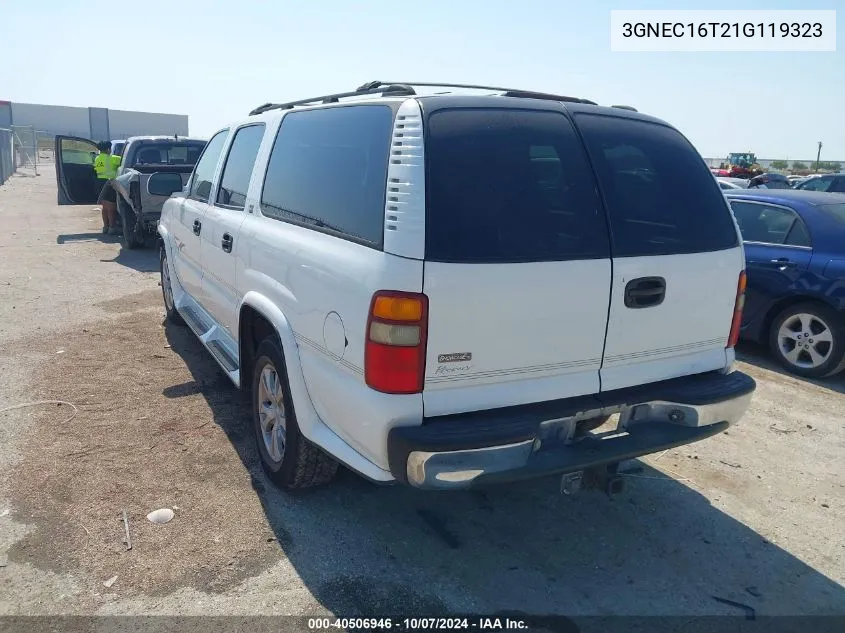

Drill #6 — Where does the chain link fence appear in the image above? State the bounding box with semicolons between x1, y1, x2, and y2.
0;127;56;185
11;125;39;176
0;128;13;186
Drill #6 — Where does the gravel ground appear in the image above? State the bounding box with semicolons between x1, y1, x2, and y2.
0;171;843;619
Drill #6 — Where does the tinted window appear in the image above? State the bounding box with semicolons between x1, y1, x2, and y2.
798;177;831;192
729;201;810;246
829;177;845;193
216;124;265;209
132;142;206;166
785;218;812;247
190;131;228;203
112;142;125;157
261;106;392;245
820;203;845;224
424;109;609;263
576;114;738;257
752;179;791;190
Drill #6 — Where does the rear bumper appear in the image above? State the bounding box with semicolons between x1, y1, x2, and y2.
387;370;755;490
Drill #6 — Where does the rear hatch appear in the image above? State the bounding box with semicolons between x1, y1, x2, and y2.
420;105;613;417
572;112;743;391
419;101;743;417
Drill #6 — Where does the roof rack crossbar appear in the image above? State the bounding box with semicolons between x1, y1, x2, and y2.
249;80;604;116
249;83;416;116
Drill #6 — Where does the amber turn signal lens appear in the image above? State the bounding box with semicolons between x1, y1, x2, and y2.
372;296;423;321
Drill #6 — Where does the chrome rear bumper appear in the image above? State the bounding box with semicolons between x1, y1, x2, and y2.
389;370;755;490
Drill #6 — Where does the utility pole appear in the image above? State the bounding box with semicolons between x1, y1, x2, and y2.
816;141;823;171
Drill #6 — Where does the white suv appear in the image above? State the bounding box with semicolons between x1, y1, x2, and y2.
153;81;756;491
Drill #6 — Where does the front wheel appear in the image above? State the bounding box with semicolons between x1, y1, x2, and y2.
252;336;338;490
769;303;845;378
160;248;185;326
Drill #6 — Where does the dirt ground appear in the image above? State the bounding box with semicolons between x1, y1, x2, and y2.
0;170;843;619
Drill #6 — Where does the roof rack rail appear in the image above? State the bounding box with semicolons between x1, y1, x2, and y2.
249;83;416;116
611;104;638;112
367;81;597;105
249;80;599;115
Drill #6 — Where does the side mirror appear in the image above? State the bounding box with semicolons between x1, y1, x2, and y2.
147;172;184;197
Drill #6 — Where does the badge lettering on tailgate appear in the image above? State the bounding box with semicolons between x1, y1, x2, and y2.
438;352;472;363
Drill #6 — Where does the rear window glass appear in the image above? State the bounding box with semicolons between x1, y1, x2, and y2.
821;203;845;223
131;143;206;166
260;105;393;246
424;108;609;263
576;114;739;257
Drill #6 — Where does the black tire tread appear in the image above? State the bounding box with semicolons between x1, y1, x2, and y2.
286;433;339;489
160;249;185;326
119;200;144;249
253;336;338;490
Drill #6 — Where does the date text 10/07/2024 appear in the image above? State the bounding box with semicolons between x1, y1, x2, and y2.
307;618;530;631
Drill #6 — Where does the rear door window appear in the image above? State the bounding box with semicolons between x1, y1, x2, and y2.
260;105;393;246
215;124;265;209
424;108;609;263
729;201;811;247
576;114;739;257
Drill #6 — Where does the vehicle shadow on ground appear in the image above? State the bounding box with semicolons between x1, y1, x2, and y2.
736;341;845;396
56;232;118;245
56;233;160;273
163;323;845;618
98;247;159;273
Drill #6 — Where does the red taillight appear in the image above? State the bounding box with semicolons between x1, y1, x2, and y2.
365;291;428;394
727;270;747;349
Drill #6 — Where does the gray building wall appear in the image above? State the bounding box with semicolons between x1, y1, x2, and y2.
2;101;189;140
89;107;110;142
11;102;90;137
108;109;189;139
0;101;12;129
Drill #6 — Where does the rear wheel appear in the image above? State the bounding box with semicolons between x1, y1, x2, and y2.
769;303;845;378
252;336;338;490
120;207;144;249
160;248;184;326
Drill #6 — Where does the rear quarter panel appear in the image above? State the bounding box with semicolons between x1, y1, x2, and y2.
238;214;425;471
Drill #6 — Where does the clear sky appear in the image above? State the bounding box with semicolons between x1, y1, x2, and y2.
1;0;842;159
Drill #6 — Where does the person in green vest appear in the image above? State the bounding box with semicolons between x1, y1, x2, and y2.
93;141;122;235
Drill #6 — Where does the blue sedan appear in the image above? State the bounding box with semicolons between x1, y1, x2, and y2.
724;189;845;378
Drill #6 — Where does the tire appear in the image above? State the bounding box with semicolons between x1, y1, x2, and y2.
160;248;185;326
252;336;338;490
769;302;845;378
120;205;144;249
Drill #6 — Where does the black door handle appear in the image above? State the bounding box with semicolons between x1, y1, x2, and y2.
193;219;202;236
624;277;666;309
222;233;233;253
